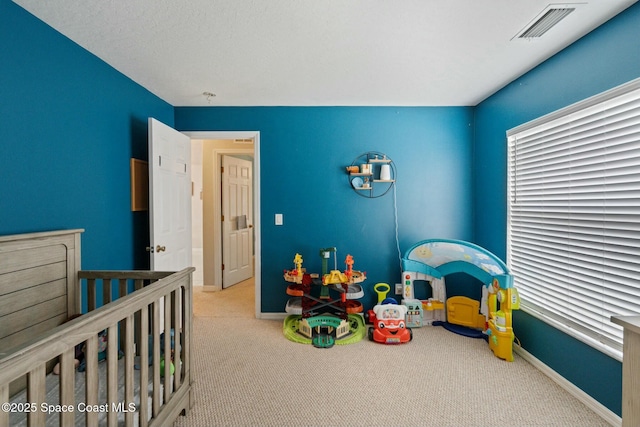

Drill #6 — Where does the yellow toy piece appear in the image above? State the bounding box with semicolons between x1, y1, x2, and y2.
373;282;391;304
446;296;485;330
294;253;303;275
323;270;349;285
320;254;366;286
487;278;520;362
283;253;307;284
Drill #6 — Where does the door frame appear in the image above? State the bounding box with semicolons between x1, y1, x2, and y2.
184;131;261;319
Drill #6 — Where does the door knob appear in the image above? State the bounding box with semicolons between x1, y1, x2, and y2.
156;245;166;252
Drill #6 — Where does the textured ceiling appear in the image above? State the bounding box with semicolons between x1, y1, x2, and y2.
13;0;638;106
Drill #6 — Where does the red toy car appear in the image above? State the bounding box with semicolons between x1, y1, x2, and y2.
368;303;412;344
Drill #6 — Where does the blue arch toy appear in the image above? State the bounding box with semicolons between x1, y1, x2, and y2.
400;239;518;361
402;238;510;289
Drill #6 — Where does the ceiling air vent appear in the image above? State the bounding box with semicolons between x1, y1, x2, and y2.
515;5;577;39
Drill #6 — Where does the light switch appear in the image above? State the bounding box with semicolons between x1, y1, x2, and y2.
275;213;283;226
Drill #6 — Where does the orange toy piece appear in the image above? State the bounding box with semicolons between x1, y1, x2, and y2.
345;300;363;314
345;254;354;279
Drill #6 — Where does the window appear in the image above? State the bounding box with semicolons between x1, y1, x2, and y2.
507;78;640;360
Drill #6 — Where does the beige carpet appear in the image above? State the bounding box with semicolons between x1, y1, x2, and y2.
175;280;612;427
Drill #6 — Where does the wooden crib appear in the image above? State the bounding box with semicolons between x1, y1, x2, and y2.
0;229;194;426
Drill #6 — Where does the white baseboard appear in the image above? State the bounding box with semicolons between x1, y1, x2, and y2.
258;312;287;321
514;344;621;427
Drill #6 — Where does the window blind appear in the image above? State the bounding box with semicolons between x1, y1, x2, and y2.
507;78;640;359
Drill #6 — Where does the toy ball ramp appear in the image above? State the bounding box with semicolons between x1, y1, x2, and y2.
402;239;508;285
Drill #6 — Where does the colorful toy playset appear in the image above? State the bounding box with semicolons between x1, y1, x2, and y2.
282;248;367;348
401;239;520;361
282;239;519;361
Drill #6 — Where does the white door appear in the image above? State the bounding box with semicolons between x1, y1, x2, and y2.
222;155;253;288
148;118;192;271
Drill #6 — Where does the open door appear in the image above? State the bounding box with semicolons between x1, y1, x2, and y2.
222;155;253;288
148;118;192;271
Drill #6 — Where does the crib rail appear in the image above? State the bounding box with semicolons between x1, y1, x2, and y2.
0;267;194;427
79;270;176;311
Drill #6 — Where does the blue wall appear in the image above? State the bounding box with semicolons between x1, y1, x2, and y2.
175;107;475;312
4;0;640;416
474;2;640;416
0;0;174;269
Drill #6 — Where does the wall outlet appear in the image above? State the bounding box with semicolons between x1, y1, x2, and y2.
395;283;403;295
275;213;283;226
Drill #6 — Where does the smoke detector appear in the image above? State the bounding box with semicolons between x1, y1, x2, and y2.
513;4;582;39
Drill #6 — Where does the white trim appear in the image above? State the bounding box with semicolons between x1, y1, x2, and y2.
183;130;262;319
514;345;621;427
260;313;288;321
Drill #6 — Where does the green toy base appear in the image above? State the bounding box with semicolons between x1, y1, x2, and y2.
283;314;366;345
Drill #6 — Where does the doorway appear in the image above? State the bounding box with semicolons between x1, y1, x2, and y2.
185;131;261;319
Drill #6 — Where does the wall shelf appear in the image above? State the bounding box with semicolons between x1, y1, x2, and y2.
347;151;395;198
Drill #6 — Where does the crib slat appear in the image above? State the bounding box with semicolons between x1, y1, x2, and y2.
134;279;145;358
139;304;149;427
107;323;118;427
59;347;75;426
124;314;135;427
173;289;182;388
184;280;193;410
103;278;111;306
27;364;46;426
171;290;177;333
164;293;171;403
119;279;128;352
85;334;99;426
0;384;8;426
119;278;127;298
152;299;160;418
87;278;96;312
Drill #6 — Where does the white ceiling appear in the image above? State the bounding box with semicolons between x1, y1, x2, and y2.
13;0;638;106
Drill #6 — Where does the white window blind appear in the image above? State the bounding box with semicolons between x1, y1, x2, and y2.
507;78;640;359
